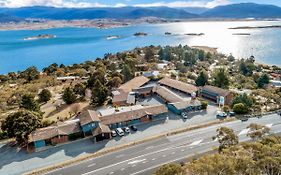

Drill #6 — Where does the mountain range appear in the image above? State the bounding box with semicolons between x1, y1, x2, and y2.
1;3;281;22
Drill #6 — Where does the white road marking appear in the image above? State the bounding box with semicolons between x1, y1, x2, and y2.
132;164;136;167
81;147;170;175
162;155;166;157
181;149;185;152
238;128;250;136
109;172;114;175
87;163;96;168
128;159;146;165
171;152;175;154
120;168;125;171
189;139;203;146
152;158;156;161
145;146;154;150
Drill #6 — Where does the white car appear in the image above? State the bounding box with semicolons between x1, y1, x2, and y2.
116;128;124;136
124;127;130;133
111;130;117;137
181;112;188;119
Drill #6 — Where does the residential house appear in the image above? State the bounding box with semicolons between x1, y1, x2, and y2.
167;99;202;115
27;120;82;152
79;110;101;136
200;85;233;105
100;104;168;129
158;77;198;96
153;85;184;103
112;76;150;106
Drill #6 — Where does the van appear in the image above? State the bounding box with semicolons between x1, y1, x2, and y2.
116;128;124;136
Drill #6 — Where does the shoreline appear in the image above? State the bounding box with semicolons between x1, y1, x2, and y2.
0;18;280;31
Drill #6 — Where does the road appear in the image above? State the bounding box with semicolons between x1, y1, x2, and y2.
46;113;281;175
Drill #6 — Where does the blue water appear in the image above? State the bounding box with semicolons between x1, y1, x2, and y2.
1;21;281;74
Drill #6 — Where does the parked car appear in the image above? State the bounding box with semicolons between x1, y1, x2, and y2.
123;127;130;133
229;112;236;117
217;112;227;118
116;128;124;136
130;125;138;131
111;130;117;137
181;112;188;119
241;117;249;122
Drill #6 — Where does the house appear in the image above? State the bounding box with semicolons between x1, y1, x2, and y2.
200;85;233;105
27;120;82;152
112;76;150;106
270;80;281;88
99;104;168;129
167;99;202;115
92;123;112;142
158;77;198;96
153;85;184;103
79;110;101;136
56;76;80;82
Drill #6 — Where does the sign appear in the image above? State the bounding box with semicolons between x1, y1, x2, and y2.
219;96;225;105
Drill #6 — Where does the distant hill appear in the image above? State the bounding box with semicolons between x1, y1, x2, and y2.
179;7;209;15
1;3;281;22
0;6;198;20
202;3;281;18
0;13;23;22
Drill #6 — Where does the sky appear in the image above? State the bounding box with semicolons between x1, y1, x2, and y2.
0;0;280;8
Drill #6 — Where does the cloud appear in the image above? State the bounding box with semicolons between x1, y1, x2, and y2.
0;0;231;8
0;0;109;8
134;0;231;8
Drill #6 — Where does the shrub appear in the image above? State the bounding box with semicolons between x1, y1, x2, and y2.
233;103;248;114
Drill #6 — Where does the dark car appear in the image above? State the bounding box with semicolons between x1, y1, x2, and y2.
241;118;249;122
229;112;236;117
130;125;138;131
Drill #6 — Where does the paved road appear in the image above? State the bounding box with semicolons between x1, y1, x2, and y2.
47;114;281;175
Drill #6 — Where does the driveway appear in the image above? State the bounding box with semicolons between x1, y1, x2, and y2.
0;105;218;175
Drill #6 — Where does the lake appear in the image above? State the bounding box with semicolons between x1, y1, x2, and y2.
0;20;281;74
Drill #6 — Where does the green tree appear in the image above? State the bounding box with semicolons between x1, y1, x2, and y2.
201;101;208;110
233;103;249;114
121;64;134;82
107;77;122;89
73;83;86;97
43;63;58;75
212;68;229;89
144;47;155;62
154;163;183;175
215;127;239;152
195;71;208;86
19;66;40;82
62;87;77;104
20;94;40;112
38;89;52;103
1;110;42;144
231;93;254;108
91;80;108;107
257;73;270;88
247;123;271;141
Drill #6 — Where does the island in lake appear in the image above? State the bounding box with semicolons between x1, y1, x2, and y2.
185;33;205;36
232;33;251;35
229;25;281;29
24;34;56;40
134;32;148;36
106;35;121;40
